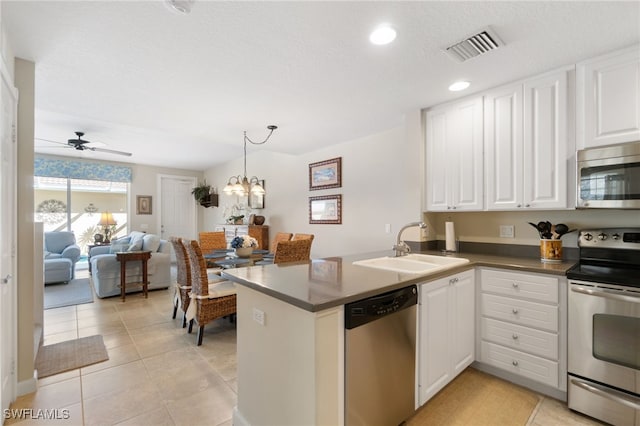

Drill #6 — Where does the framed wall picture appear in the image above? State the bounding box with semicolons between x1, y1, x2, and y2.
136;195;152;215
248;180;265;209
309;157;342;190
309;194;342;224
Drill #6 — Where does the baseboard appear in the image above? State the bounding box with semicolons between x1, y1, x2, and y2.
17;371;37;396
472;361;567;402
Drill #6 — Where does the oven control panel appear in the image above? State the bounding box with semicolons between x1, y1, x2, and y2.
578;228;640;249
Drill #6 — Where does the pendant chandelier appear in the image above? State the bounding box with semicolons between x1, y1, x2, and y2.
223;125;277;197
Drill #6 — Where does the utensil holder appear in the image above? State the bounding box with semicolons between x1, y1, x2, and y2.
540;239;562;263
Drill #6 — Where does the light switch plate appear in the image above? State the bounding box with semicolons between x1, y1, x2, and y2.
499;225;515;238
252;308;265;325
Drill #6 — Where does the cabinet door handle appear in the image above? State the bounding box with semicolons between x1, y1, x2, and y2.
1;274;11;284
517;204;522;208
525;204;531;208
512;282;519;288
512;334;519;340
512;308;519;314
512;360;519;366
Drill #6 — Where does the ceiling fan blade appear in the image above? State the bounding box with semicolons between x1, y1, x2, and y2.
34;137;69;146
87;146;133;157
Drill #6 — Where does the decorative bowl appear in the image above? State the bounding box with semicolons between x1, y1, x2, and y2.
235;247;254;258
254;215;265;225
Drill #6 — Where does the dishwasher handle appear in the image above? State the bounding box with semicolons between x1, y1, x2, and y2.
345;285;417;329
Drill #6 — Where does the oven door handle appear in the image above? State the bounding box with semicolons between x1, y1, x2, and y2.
570;286;640;304
571;378;640;410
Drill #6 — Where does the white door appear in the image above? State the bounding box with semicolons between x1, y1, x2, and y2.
0;66;18;417
158;175;197;241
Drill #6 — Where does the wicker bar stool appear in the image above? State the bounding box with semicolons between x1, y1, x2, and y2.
269;232;293;254
273;239;313;264
183;239;237;346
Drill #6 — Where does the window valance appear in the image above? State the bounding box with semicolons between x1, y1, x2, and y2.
34;156;132;182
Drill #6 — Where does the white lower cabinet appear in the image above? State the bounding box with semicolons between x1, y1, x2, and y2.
418;269;475;406
478;268;566;391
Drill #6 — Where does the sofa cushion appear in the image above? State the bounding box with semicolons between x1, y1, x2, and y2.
142;234;161;253
112;236;131;245
110;243;130;253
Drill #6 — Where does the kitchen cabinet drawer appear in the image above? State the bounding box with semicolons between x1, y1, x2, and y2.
480;269;558;303
481;341;559;388
481;293;558;333
481;317;558;360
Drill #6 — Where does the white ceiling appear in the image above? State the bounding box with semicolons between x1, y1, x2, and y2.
4;1;640;171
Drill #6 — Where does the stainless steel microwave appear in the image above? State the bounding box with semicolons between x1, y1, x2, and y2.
577;141;640;208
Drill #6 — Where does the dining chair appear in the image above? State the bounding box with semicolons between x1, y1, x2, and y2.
170;237;192;328
170;236;227;328
199;231;227;254
273;239;313;264
269;232;293;254
292;233;315;242
183;239;237;346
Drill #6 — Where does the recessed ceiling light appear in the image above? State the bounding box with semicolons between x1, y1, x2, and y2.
370;25;396;45
165;0;194;14
448;81;471;92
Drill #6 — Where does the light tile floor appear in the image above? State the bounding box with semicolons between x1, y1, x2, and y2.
8;269;604;426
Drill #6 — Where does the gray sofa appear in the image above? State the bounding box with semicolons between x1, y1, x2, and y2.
89;231;172;298
44;231;81;284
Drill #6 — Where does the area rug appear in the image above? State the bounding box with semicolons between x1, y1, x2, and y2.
35;335;109;379
407;367;541;425
44;278;93;309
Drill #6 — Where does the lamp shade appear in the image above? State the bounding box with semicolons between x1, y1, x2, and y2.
98;211;117;226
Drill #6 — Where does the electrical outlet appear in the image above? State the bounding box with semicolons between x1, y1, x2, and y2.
385;224;391;234
252;308;265;326
499;225;515;238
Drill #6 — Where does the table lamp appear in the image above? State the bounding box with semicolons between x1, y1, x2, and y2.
98;211;117;243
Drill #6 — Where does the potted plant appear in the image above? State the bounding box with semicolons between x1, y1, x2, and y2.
228;214;245;225
230;235;258;257
191;182;217;207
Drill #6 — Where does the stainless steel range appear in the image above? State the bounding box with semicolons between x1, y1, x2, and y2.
567;228;640;426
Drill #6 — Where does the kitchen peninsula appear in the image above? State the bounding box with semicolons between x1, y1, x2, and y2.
222;250;573;426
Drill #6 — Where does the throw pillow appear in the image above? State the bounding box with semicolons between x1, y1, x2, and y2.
109;243;130;253
128;239;143;251
142;234;161;253
112;236;131;245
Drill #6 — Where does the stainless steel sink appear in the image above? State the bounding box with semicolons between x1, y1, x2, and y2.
352;253;469;275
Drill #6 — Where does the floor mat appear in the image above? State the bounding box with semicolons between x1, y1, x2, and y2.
44;277;93;309
407;367;541;426
35;335;109;379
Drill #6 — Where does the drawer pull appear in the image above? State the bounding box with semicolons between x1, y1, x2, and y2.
512;334;519;340
512;308;519;314
512;360;519;366
512;282;519;288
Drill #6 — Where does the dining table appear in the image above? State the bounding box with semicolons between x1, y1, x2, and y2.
204;249;270;268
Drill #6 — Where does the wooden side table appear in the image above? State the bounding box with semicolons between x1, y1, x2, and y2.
115;250;152;302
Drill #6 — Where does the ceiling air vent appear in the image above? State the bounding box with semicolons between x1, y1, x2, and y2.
443;27;504;63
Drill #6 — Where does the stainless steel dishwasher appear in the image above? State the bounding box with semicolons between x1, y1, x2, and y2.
345;285;418;426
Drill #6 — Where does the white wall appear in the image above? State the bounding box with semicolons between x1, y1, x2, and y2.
203;118;423;258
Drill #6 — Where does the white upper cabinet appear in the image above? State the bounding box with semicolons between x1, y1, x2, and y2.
425;96;483;212
577;45;640;149
485;68;570;210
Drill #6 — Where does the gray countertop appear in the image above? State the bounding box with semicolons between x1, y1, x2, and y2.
221;249;576;313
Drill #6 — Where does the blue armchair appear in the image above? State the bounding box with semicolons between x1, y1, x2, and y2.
44;231;81;283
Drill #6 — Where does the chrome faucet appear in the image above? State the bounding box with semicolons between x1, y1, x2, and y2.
393;221;427;257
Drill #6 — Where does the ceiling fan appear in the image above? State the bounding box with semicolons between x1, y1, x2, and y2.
35;131;132;157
